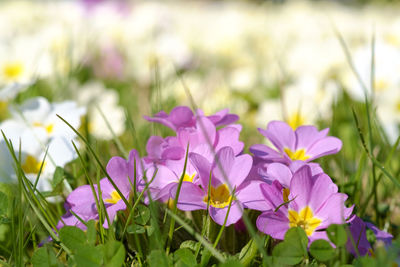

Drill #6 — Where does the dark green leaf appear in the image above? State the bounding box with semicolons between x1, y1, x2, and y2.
31;247;60;267
59;226;87;252
238;239;258;266
86;220;97;246
284;227;308;257
134;205;150;225
0;191;8;215
103;240;125;267
74;246;103;267
180;240;199;252
173;248;196;266
309;239;335;261
127;224;145;234
272;241;303;265
218;259;243;267
327;224;348;247
148;250;171;267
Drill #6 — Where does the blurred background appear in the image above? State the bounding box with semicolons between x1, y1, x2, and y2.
1;0;400;223
1;0;400;141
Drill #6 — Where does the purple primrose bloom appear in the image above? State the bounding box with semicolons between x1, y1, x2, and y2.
169;146;260;226
256;165;353;242
144;106;238;131
347;216;393;257
250;121;342;164
58;149;142;229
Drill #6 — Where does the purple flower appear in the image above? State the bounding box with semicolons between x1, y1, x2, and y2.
347;216;393;257
144;115;243;164
144;106;238;131
257;161;323;188
141;115;244;203
256;165;353;242
365;222;393;246
250;121;342;164
169;147;258;226
58;149;142;228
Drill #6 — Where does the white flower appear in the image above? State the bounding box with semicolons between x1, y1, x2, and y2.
376;88;400;144
72;81;125;140
256;76;339;129
0;97;86;194
343;40;400;102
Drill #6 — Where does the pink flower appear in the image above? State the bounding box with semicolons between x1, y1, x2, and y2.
256;165;353;242
250;121;342;164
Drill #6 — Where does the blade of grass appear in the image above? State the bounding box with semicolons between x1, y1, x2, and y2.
57;114;131;210
213;187;236;248
352;110;400;188
2;135;73;258
166;142;190;255
71;141;105;243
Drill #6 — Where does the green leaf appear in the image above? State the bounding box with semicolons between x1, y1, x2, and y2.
0;191;8;215
146;224;155;236
272;242;304;265
134;205;150;225
309;239;335;262
148;250;171;267
284;227;308;257
173;248;196;266
74;246;103;267
51;167;64;187
218;259;243;267
127;224;146;234
86;220;97;246
31;247;60;267
59;226;87;252
238;239;258;266
327;224;348;247
180;240;200;252
103;240;125;267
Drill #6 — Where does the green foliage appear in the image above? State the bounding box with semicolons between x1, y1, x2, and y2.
53;226;126;267
309;239;335;261
148;250;172;267
173;248;197;267
103;240;126;267
327;224;348;247
31;246;62;267
271;227;308;265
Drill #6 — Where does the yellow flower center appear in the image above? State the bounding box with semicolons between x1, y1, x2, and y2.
33;122;54;134
284;148;310;161
203;184;233;208
283;188;290;203
3;61;24;81
396;101;400;113
182;172;196;182
105;190;122;204
288;206;322;236
374;79;389;92
22;155;45;174
0;101;9;120
287;112;305;130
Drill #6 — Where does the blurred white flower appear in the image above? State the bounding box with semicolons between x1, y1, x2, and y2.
256;76;339;129
73;81;126;140
376;88;400;144
343;40;400;101
0;97;85;193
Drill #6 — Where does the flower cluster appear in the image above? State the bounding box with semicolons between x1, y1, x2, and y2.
0;97;86;193
57;106;393;254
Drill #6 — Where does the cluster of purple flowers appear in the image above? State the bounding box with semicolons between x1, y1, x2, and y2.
58;106;392;256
